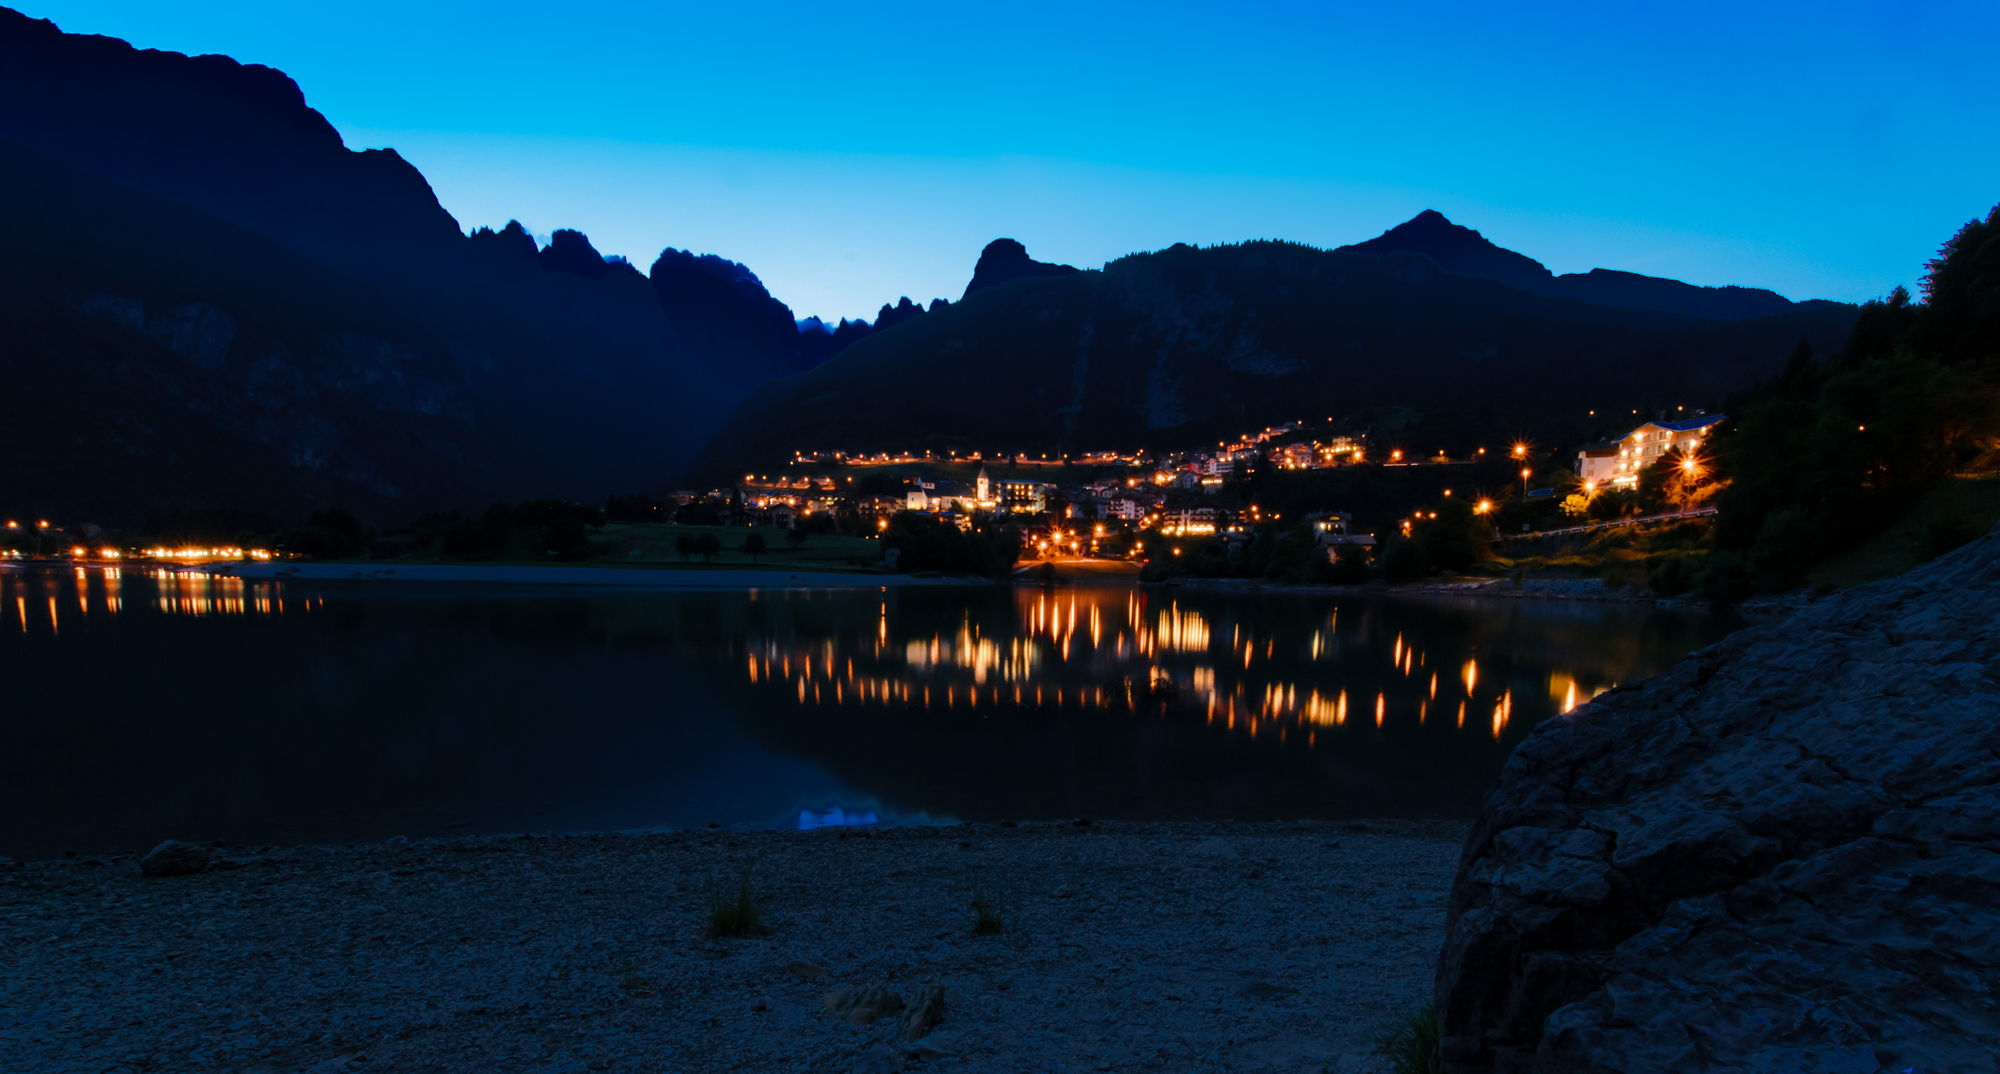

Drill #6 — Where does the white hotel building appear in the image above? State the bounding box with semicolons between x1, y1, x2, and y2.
1576;414;1725;489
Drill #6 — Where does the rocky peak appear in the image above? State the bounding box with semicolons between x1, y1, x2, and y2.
1339;210;1553;290
961;238;1078;300
537;228;613;281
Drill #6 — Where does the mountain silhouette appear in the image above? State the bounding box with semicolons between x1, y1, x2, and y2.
683;239;1856;482
963;239;1079;300
0;7;813;520
1342;210;1819;320
784;241;1069;367
1343;210;1552;290
0;139;509;518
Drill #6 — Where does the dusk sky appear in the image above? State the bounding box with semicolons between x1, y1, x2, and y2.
25;1;1999;323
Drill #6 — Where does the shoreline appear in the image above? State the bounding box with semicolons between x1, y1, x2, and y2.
221;562;989;588
2;819;1465;1073
1156;574;1817;614
18;558;1814;612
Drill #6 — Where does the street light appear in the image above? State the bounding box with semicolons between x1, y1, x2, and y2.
1520;467;1531;498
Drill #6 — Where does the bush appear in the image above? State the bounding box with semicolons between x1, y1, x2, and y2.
441;519;488;558
881;512;1021;577
542;515;589;559
1328;546;1372;584
1747;506;1820;592
1381;536;1429;583
704;868;772;939
1646;554;1698;597
1376;1005;1441;1074
970;884;1004;936
1693;551;1754;604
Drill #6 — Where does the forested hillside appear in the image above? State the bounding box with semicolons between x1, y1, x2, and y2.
1704;204;2000;588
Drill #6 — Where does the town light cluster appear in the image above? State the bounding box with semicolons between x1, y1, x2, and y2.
143;547;274;561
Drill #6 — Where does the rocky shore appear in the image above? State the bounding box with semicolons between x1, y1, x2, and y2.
1435;523;2000;1072
2;819;1465;1073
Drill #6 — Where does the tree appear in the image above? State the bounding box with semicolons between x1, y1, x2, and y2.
443;519;487;559
542;515;588;560
741;532;769;563
1413;500;1486;572
785;527;809;549
482;502;513;552
694;533;722;563
674;533;697;562
1328;544;1372;584
1381;535;1430;582
880;511;1022;577
1746;505;1820;592
606;494;667;523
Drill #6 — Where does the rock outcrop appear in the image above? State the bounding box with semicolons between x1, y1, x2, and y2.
1436;525;2000;1072
139;840;211;877
960;238;1078;300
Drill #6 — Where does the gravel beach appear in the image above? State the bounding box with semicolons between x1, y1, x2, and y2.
2;820;1466;1073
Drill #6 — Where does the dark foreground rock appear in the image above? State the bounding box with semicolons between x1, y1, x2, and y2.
137;839;210;877
1436;525;2000;1072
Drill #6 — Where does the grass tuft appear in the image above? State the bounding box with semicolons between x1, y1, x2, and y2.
704;867;773;939
1376;1004;1442;1074
969;883;1005;936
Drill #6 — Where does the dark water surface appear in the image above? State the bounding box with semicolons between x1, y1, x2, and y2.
0;568;1748;859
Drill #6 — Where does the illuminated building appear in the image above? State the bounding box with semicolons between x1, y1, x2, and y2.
998;479;1056;514
1593;414;1725;488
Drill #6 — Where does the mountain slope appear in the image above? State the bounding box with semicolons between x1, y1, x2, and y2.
0;140;506;519
684;240;1857;481
1343;210;1821;321
0;7;809;519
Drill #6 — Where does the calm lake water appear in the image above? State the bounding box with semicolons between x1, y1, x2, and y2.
0;568;1747;860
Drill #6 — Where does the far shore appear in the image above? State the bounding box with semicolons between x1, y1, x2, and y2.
223;562;989;588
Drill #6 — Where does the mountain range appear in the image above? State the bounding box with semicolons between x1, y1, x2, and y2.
0;6;1858;521
0;8;838;521
1340;210;1837;321
683;232;1857;481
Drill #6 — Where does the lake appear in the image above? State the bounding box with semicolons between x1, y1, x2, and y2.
0;567;1747;860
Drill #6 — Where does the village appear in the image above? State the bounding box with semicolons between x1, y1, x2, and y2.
669;410;1725;567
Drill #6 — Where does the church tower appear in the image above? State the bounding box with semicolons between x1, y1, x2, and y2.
976;464;991;506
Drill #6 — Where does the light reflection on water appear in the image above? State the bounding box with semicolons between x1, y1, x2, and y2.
14;567;326;625
0;568;1744;859
726;587;1610;744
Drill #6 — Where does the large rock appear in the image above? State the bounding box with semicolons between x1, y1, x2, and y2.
139;840;211;877
1436;525;2000;1073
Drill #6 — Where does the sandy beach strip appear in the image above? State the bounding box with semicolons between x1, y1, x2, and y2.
1;819;1466;1073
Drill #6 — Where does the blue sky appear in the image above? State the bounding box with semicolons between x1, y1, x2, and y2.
23;1;2000;322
